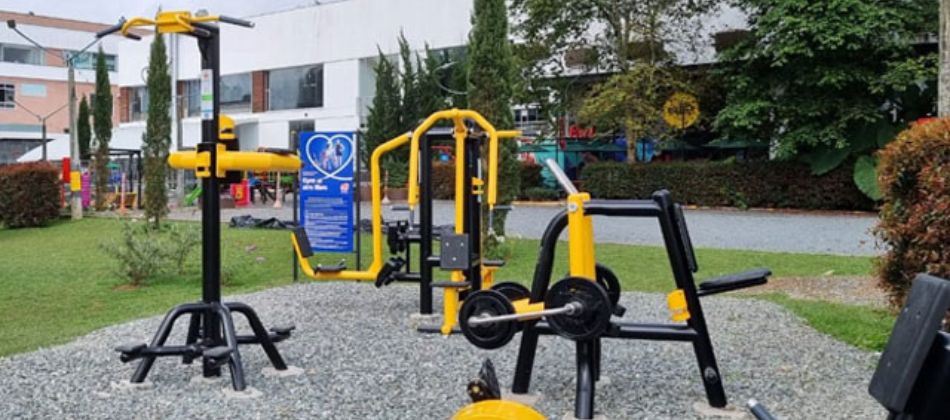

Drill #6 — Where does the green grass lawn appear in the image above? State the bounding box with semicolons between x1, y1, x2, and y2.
0;217;890;356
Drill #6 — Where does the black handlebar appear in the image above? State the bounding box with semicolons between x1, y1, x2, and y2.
95;18;125;39
257;147;295;155
218;15;254;28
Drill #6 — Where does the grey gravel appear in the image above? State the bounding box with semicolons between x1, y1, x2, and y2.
164;201;879;256
0;282;883;419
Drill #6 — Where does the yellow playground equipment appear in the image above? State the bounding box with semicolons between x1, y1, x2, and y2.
290;109;521;333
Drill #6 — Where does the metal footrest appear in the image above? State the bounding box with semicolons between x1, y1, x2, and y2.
116;342;147;363
375;257;407;288
271;324;295;340
314;260;347;273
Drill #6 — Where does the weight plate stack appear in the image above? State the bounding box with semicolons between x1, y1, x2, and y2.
545;277;613;341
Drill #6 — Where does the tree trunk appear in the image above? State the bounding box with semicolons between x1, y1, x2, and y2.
940;0;950;116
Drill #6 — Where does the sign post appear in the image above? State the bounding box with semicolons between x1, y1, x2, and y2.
298;131;357;253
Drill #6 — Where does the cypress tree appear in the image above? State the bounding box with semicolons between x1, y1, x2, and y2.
417;45;448;117
467;0;520;237
144;34;171;228
77;95;91;160
364;51;404;163
92;46;113;211
398;32;421;129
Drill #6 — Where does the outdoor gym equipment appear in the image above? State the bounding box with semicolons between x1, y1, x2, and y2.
99;11;299;392
748;273;950;420
458;159;771;419
452;359;545;420
290;109;521;330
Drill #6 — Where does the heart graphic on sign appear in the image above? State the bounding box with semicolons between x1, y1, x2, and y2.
302;133;354;181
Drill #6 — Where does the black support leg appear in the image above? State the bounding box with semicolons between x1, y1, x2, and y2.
226;302;288;370
131;303;203;383
183;312;202;365
691;331;727;407
575;340;597;420
512;325;540;394
214;304;246;391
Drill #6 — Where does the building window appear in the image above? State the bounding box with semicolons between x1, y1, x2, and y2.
221;73;252;113
0;84;14;108
130;86;148;121
0;44;43;65
65;51;117;71
268;65;324;111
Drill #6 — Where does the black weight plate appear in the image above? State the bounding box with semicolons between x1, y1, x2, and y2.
545;277;612;341
459;290;517;350
595;263;621;306
491;282;531;302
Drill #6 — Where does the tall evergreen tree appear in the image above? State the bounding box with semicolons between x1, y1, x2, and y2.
467;0;520;239
398;33;421;129
364;51;404;163
77;95;91;160
417;45;448;118
92;46;113;211
144;34;171;228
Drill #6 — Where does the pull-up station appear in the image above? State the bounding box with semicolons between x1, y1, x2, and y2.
99;10;299;392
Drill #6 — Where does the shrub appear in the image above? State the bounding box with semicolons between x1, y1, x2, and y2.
99;221;169;287
0;162;61;228
581;160;873;211
521;187;560;202
165;223;201;275
383;159;409;189
520;162;543;190
431;162;456;199
875;119;950;308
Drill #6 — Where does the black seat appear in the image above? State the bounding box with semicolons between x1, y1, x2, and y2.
292;227;314;258
698;268;771;296
482;260;505;268
314;260;347;273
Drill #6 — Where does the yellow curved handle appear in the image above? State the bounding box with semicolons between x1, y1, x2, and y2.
168;146;301;178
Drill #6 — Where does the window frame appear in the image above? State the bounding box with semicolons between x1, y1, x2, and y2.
0;83;15;109
266;64;324;111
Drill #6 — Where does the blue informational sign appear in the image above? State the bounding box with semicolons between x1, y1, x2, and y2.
299;131;356;253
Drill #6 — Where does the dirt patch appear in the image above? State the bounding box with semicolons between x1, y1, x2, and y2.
744;276;889;308
112;283;143;292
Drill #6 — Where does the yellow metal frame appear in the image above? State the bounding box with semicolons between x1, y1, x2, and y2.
169;144;301;179
291;133;410;281
120;11;226;36
452;400;545;420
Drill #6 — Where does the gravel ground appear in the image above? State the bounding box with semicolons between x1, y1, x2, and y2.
0;282;883;419
164;201;879;256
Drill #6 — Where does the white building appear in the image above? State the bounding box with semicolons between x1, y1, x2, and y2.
23;0;748;159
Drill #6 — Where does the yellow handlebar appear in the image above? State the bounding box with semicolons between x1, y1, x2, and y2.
406;109;521;210
168;144;301;178
118;11;253;37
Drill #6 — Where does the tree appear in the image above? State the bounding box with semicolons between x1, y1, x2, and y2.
92;46;113;211
363;51;403;164
143;34;171;228
417;45;449;118
511;0;716;160
77;95;91;160
398;33;421;129
716;0;938;158
468;0;520;239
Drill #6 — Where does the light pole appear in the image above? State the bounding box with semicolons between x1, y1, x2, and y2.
7;19;101;221
10;98;68;161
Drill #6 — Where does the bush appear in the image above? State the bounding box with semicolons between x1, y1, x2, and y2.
99;221;169;286
875;119;950;308
581;160;873;211
520;162;543;190
0;162;61;228
431;162;456;199
383;159;409;189
165;223;201;275
521;187;560;202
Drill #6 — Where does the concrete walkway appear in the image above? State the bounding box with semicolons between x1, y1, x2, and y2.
168;200;879;256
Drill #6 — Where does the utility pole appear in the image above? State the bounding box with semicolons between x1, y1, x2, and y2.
10;98;67;162
7;19;99;220
940;0;950;116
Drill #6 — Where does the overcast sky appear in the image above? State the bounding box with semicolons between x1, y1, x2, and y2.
2;0;329;24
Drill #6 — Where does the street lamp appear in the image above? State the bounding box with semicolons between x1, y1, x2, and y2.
10;98;68;161
7;19;102;221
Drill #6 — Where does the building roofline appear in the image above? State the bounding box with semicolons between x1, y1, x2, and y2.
0;10;150;36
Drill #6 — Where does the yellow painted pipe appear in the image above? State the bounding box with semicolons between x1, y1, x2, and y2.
168;146;301;178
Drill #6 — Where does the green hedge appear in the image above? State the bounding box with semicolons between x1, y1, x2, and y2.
520;163;543;191
581;161;874;211
0;162;61;228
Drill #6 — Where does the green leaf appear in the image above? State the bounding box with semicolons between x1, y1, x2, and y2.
809;147;850;175
853;155;882;201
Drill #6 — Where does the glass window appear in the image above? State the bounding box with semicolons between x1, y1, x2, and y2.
220;73;252;113
268;65;324;111
0;84;14;108
184;79;200;117
130;86;148;121
65;51;117;71
0;44;43;65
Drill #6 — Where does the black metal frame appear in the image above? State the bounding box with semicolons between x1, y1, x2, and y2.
117;23;291;391
510;191;739;419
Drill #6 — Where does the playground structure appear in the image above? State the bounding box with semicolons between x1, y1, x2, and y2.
456;159;771;419
291;109;521;334
99;11;300;391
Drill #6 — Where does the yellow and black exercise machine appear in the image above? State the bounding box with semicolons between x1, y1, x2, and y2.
451;359;545;420
101;11;300;392
456;159;772;419
289;109;521;332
